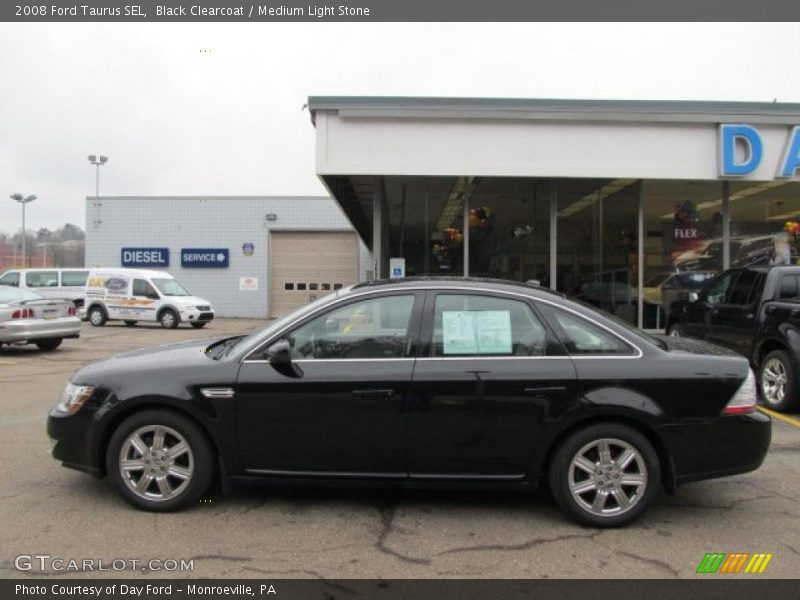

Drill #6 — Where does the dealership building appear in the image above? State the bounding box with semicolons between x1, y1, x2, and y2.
85;196;370;318
307;96;800;330
85;97;800;325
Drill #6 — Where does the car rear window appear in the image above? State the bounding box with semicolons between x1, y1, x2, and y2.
61;271;89;286
778;275;800;301
25;271;59;288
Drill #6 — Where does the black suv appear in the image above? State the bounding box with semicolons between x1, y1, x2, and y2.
667;265;800;412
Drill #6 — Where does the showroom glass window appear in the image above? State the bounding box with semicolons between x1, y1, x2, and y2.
286;294;415;360
641;180;723;329
430;294;552;357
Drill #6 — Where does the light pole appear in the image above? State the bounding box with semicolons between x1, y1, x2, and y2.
10;193;36;268
88;155;108;227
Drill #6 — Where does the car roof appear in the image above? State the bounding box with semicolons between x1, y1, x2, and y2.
352;276;566;300
87;268;173;279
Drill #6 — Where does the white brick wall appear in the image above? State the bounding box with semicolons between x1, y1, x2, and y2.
85;196;370;318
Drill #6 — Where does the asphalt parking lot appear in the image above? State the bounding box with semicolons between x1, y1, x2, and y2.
1;319;799;579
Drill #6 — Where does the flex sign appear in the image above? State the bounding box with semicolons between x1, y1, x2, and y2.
121;247;169;267
181;248;230;268
719;124;800;178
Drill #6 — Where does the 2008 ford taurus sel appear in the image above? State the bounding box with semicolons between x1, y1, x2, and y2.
48;278;771;527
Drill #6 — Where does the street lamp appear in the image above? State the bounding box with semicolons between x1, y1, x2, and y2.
88;155;108;229
10;193;36;267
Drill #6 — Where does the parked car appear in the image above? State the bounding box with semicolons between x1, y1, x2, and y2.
0;268;90;308
0;285;81;351
666;265;800;412
48;278;770;527
82;268;214;329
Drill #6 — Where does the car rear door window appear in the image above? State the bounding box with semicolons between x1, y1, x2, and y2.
546;309;635;356
430;294;550;357
25;271;58;288
705;271;737;305
61;271;89;286
778;275;800;301
287;294;415;360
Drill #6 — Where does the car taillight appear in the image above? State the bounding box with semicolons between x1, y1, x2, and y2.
68;305;76;316
723;369;757;415
11;308;34;319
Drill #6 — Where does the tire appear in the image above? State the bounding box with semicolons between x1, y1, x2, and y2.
159;309;179;329
106;409;215;512
549;422;661;528
666;324;681;337
88;306;107;327
191;322;207;329
35;338;62;351
759;350;798;412
124;320;138;327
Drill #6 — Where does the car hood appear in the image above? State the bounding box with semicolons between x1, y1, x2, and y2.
72;336;228;384
657;335;742;358
163;296;212;306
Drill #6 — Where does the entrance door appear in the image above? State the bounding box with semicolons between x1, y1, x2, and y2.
270;231;358;318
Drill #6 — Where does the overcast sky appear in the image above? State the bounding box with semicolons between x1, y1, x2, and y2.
1;22;799;234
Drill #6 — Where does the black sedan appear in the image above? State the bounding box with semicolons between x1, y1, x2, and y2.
47;278;771;527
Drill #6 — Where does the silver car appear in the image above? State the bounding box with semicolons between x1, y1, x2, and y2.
0;285;81;351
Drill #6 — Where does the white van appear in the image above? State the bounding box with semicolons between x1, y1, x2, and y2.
0;268;90;308
83;268;215;329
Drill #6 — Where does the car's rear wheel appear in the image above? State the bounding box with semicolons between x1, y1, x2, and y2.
549;423;661;527
159;309;179;329
191;322;207;329
106;409;214;511
759;350;797;412
35;338;62;351
124;320;138;327
88;306;107;327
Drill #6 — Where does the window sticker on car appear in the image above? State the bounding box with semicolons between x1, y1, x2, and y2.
442;310;512;355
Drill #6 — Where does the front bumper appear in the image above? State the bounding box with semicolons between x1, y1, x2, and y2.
658;410;771;485
47;405;102;477
0;317;81;344
181;310;215;323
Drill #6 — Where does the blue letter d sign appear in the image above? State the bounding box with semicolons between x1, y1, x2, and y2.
719;124;762;176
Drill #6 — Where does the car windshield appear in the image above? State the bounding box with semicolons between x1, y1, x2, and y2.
0;286;42;303
152;278;191;296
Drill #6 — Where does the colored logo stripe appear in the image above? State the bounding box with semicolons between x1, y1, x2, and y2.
697;552;772;574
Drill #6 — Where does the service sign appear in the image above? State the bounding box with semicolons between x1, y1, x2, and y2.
181;248;230;268
121;247;169;267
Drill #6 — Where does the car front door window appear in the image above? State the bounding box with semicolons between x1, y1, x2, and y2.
287;294;415;360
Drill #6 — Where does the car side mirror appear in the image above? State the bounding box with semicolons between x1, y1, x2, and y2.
266;339;292;366
688;291;699;302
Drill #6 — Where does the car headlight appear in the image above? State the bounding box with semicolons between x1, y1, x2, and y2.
56;383;94;415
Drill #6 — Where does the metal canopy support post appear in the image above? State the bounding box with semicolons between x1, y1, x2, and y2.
463;197;469;276
372;178;382;279
722;180;731;270
549;179;557;290
637;180;644;330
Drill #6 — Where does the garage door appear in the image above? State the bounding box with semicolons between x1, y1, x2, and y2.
270;231;358;318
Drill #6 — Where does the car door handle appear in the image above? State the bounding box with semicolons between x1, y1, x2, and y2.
352;389;395;404
765;305;776;315
524;386;568;408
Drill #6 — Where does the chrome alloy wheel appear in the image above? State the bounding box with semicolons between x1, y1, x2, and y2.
89;309;104;326
568;438;648;518
118;425;194;502
762;357;787;406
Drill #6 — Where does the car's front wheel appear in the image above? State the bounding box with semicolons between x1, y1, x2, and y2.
666;324;682;337
159;309;179;329
549;423;661;527
106;409;214;511
759;350;797;412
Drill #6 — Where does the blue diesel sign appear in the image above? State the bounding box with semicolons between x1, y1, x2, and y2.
181;248;230;268
121;247;169;267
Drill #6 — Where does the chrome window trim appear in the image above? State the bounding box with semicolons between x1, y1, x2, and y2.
241;285;644;363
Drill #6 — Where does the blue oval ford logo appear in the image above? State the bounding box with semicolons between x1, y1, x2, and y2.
105;278;128;292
